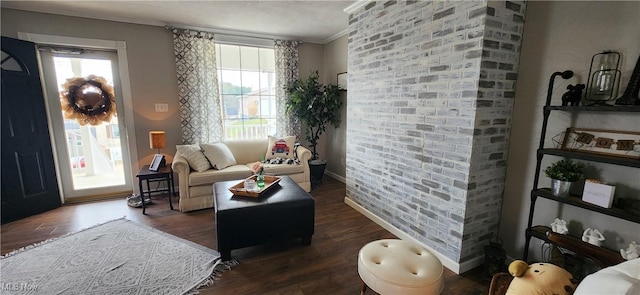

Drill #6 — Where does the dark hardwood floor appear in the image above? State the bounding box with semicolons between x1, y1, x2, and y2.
1;176;489;295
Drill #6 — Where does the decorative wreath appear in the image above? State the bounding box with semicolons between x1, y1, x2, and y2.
60;75;116;126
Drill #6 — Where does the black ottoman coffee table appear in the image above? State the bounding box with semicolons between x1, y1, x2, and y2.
213;175;315;261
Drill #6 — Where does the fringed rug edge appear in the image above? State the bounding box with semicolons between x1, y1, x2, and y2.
1;216;127;259
183;259;239;295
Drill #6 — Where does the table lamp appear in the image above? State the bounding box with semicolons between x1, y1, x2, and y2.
149;131;166;154
149;131;166;169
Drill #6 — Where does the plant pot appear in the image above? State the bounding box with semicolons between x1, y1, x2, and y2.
550;179;572;197
309;160;327;189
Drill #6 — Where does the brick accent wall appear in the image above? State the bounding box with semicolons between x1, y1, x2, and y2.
346;0;526;264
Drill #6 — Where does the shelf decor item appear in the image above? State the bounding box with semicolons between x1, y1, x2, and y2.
561;128;640;159
581;228;605;247
561;84;585;106
544;159;584;196
550;218;568;234
550;179;572;197
615;55;640;106
585;51;621;106
582;179;615;208
620;241;639;260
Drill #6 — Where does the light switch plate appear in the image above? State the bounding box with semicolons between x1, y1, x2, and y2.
155;103;168;112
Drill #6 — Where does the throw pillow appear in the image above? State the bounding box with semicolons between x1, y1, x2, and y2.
266;135;296;160
200;142;237;170
505;260;577;295
176;144;211;172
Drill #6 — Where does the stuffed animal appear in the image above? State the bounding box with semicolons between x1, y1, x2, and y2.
505;260;578;295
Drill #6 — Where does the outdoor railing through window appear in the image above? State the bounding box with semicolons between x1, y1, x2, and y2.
224;124;270;140
216;43;277;141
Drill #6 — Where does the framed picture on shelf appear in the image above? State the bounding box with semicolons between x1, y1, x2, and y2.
149;154;165;171
337;72;347;91
561;128;640;159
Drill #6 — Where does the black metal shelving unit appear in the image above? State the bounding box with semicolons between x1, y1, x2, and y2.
523;100;640;261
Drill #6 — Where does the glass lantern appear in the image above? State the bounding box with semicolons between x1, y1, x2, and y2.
585;51;621;106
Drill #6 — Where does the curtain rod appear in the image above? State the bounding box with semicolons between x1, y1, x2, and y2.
164;25;301;44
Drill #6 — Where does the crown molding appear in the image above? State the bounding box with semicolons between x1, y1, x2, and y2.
321;29;348;44
344;0;372;14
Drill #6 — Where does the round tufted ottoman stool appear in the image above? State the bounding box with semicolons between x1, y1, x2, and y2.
358;239;444;295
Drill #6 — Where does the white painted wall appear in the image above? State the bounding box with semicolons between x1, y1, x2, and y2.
500;1;640;261
1;8;179;172
323;35;348;181
1;8;329;193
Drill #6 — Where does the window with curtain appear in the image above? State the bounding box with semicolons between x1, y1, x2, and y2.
216;44;276;140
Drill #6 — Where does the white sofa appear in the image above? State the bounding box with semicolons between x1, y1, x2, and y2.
172;139;312;212
575;258;640;295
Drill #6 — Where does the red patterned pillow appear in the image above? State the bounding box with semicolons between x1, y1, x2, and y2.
265;136;295;160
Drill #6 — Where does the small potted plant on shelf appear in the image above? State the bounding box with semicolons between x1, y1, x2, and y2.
286;70;342;188
544;159;585;196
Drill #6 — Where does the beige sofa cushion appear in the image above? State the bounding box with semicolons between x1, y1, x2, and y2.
189;165;252;186
224;139;269;165
176;144;211;172
200;142;236;169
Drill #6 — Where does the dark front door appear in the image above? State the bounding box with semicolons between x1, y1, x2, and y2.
1;36;61;224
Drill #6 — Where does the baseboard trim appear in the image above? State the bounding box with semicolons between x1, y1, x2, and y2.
459;254;485;274
324;170;346;183
344;196;482;274
64;191;131;204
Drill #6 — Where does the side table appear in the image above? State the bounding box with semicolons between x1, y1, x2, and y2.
136;164;174;214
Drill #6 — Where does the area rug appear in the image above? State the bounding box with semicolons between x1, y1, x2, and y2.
1;218;234;294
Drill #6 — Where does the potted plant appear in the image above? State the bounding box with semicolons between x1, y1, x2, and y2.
544;159;584;196
286;70;343;188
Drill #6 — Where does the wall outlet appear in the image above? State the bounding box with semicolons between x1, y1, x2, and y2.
155;103;169;112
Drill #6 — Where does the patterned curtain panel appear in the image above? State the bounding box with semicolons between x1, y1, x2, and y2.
172;29;223;144
274;40;301;140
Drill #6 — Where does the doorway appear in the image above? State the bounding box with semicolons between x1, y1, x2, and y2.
36;41;135;201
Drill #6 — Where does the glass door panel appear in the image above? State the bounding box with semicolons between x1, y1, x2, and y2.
40;48;132;199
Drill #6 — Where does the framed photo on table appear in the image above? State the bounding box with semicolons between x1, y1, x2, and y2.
149;154;165;171
561;128;640;159
337;72;347;91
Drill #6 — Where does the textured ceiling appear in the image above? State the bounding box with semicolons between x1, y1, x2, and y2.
1;1;356;44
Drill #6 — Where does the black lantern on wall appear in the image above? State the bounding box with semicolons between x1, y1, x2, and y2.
585;51;621;106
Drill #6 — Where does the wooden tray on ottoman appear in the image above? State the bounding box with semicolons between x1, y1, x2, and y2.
228;175;282;197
